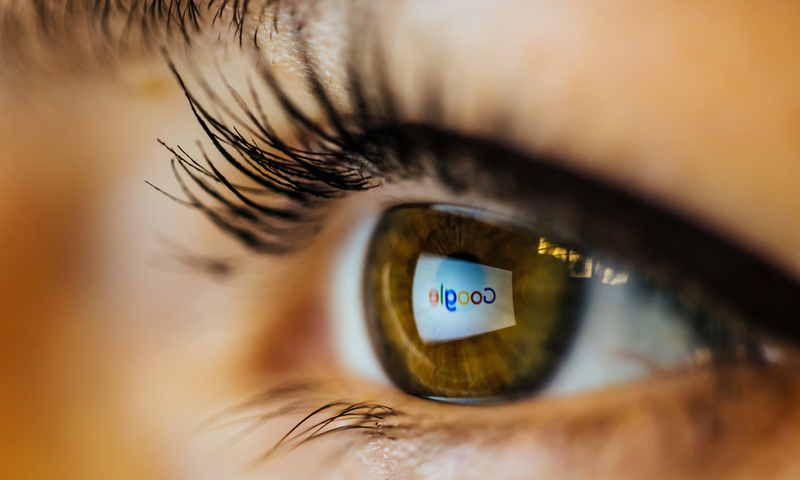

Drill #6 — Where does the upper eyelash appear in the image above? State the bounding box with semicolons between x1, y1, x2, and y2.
153;13;434;253
154;62;379;252
0;0;416;251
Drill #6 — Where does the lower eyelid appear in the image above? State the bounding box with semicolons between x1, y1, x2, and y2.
241;198;800;477
353;366;800;479
329;198;798;386
231;366;799;479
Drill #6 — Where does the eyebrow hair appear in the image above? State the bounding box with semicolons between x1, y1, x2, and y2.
0;0;288;71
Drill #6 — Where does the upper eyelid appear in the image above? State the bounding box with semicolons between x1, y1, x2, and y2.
437;133;800;346
134;2;800;353
162;33;800;357
11;0;799;349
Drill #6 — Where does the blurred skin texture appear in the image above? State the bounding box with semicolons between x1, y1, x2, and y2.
1;0;800;479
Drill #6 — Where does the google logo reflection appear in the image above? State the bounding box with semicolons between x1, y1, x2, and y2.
429;285;497;312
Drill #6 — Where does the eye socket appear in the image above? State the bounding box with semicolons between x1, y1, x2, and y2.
360;204;789;403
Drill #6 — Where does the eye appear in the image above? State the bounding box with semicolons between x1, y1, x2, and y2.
334;203;793;404
365;204;582;401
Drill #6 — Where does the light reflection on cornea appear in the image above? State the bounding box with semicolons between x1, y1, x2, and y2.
538;238;629;284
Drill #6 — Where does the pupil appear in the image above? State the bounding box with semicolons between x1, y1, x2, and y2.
448;251;479;263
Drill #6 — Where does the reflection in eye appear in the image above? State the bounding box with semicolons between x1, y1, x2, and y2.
360;205;788;403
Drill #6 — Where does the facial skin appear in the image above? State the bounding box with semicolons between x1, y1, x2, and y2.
1;0;800;479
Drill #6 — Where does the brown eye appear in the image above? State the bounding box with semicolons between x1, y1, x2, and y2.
359;205;795;403
363;205;588;400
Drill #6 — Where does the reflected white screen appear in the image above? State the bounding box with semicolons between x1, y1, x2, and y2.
411;253;516;343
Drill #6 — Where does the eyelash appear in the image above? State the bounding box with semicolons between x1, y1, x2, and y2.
205;380;401;462
152;19;441;253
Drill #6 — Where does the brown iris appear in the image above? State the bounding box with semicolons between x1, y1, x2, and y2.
363;205;589;400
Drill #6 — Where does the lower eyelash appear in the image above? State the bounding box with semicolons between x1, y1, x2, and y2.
264;401;399;459
202;366;800;474
204;379;403;463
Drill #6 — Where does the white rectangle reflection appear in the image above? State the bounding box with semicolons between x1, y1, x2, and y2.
411;253;516;343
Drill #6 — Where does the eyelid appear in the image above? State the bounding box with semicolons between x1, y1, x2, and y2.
384;127;800;349
157;6;800;351
330;199;800;407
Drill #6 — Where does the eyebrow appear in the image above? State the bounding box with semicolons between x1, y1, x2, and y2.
0;0;278;70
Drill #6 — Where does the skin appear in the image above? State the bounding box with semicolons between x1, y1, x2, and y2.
1;0;799;479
